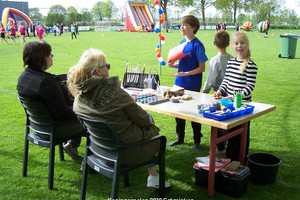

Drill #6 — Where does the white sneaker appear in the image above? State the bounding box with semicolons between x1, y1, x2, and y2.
147;175;170;189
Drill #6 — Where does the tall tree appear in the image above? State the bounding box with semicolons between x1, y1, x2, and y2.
104;0;117;20
92;0;116;21
177;0;215;29
214;0;244;24
244;0;284;23
115;3;126;22
80;8;93;24
29;8;43;21
45;5;67;26
92;1;105;21
66;6;79;25
146;0;171;32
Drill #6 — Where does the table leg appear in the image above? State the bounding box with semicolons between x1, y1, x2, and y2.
239;122;249;165
208;127;218;197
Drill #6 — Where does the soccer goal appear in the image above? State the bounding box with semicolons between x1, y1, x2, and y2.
94;21;111;32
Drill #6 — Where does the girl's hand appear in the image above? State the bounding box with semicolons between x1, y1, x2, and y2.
213;91;221;99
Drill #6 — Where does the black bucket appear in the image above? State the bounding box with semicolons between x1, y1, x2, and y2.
247;152;281;185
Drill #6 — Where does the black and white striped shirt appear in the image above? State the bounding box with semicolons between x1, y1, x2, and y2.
219;58;257;101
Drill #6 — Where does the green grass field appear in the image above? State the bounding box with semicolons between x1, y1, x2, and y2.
0;29;300;200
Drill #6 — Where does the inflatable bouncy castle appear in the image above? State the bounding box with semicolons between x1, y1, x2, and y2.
125;2;155;32
1;7;32;31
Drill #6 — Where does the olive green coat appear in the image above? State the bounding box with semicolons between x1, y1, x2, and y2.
73;76;160;165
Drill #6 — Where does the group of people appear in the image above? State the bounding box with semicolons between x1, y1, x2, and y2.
1;21;80;45
216;22;227;31
167;15;257;161
52;22;79;39
16;14;257;189
0;21;17;44
17;42;170;188
0;21;46;45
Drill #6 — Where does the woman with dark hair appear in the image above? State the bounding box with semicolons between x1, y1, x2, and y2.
17;40;84;160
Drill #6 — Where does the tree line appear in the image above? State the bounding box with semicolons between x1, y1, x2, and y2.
29;0;299;29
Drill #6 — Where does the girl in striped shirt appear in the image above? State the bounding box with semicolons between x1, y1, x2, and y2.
214;32;257;101
213;32;258;161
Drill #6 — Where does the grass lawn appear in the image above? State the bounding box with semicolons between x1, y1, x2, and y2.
0;28;299;200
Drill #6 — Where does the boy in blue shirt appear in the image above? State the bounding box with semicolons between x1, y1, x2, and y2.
168;15;208;151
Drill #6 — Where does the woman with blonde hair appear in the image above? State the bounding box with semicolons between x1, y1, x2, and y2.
67;48;170;188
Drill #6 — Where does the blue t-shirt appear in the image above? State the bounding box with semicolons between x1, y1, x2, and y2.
175;37;208;91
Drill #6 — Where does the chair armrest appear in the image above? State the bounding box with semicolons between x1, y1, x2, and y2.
117;134;166;153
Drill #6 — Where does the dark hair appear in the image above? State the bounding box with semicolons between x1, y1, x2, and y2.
214;31;230;49
23;41;52;71
180;15;200;34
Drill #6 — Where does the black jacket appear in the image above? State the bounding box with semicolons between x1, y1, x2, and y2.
17;68;76;122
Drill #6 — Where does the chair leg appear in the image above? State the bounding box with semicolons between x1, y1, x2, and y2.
59;143;64;161
123;173;129;187
48;142;55;190
111;164;120;199
80;152;89;200
158;154;166;198
22;136;29;177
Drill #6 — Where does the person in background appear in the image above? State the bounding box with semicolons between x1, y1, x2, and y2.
59;23;64;36
167;15;208;151
32;23;36;37
26;23;31;37
36;23;45;40
235;23;240;32
9;21;16;44
213;32;258;161
0;23;9;44
202;31;233;154
53;24;57;36
216;23;220;32
223;22;227;30
75;22;79;35
264;20;270;38
67;48;170;189
70;24;77;39
17;41;85;161
20;22;27;45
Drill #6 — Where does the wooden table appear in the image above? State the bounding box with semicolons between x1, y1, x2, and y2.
126;89;276;197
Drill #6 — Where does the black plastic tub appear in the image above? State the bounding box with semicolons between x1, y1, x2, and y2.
247;152;281;185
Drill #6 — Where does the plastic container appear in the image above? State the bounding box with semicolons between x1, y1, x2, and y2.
247;152;281;185
278;34;300;59
194;165;250;197
202;104;254;121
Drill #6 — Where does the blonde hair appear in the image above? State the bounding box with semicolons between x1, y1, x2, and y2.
232;32;251;73
67;48;107;96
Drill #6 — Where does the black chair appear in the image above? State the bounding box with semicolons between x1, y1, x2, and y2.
78;115;167;200
19;97;73;190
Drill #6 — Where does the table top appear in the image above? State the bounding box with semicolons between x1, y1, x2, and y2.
126;88;276;130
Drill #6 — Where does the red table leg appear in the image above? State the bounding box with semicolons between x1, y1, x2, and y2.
207;122;249;197
239;122;249;165
208;127;218;197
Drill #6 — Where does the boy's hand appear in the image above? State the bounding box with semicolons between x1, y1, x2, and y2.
168;62;174;67
172;71;186;76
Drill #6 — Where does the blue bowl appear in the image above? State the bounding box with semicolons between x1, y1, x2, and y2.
220;98;232;106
